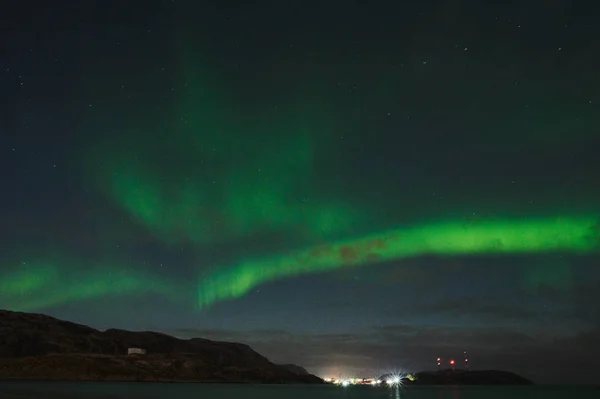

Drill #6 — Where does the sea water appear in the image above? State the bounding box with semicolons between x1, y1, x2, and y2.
0;382;598;399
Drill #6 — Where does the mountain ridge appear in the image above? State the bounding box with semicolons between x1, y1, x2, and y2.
0;309;322;383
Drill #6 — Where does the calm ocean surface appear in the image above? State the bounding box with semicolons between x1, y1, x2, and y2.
0;383;598;399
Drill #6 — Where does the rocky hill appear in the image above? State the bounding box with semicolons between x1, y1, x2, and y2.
280;364;310;375
0;310;322;383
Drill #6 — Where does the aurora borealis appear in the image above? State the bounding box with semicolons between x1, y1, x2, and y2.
196;216;599;307
3;0;600;385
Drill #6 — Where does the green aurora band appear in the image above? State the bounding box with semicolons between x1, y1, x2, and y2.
47;47;596;312
197;216;599;308
0;261;185;312
4;217;595;312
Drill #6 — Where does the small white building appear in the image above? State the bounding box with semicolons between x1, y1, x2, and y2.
127;347;147;355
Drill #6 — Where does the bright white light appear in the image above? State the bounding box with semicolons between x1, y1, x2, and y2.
385;372;407;387
387;376;401;385
341;380;350;387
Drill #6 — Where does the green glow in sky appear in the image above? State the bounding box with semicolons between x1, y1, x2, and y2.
0;260;184;312
87;52;362;248
60;45;599;312
100;132;359;246
196;216;598;308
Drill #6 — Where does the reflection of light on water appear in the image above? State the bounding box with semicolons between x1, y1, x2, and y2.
394;385;400;399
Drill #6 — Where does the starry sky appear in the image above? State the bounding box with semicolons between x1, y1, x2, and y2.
2;0;600;385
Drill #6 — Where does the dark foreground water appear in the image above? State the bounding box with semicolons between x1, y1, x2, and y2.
0;382;598;399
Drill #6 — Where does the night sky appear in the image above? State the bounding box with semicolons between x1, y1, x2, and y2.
2;0;600;385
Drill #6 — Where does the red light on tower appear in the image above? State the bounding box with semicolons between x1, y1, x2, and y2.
449;359;455;371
